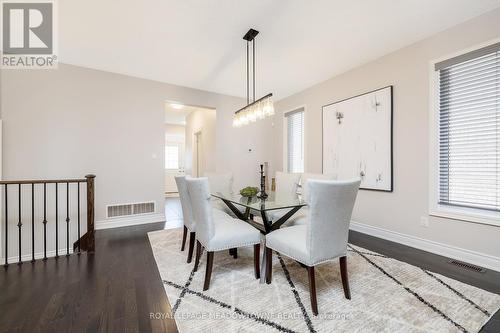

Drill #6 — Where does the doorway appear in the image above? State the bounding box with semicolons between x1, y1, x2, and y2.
164;124;186;194
164;102;216;195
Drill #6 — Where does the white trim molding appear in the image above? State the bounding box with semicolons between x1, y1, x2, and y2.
350;220;500;272
428;38;500;227
96;213;166;230
1;247;74;265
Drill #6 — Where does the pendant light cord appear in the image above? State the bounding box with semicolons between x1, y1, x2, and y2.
253;39;255;102
246;41;249;105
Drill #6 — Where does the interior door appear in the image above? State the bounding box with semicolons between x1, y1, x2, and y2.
165;142;185;193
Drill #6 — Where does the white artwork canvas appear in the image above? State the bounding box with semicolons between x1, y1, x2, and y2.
322;86;393;191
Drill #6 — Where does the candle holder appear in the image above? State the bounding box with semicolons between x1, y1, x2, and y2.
257;164;268;199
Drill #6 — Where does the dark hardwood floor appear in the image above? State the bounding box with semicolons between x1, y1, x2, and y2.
0;222;178;333
1;198;498;332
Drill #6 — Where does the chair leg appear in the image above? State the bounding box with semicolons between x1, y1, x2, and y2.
181;226;187;251
339;256;351;300
307;266;318;316
265;247;272;284
194;240;202;272
187;232;196;263
229;248;238;259
203;252;214;291
254;244;260;279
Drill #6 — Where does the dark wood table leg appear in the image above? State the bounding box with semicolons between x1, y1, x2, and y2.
259;210;271;284
270;206;303;231
221;199;247;220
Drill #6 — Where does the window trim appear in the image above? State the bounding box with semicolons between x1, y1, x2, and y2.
282;105;306;173
428;38;500;227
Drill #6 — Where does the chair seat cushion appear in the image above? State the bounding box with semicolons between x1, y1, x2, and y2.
206;213;261;251
266;225;311;265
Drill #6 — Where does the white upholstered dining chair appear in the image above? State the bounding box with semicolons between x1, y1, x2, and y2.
205;172;247;238
175;176;197;263
278;172;338;226
264;179;360;315
186;177;262;290
275;171;301;196
268;172;336;225
176;175;233;263
266;172;301;221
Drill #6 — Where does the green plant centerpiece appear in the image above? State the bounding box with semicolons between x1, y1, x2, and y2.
239;186;259;198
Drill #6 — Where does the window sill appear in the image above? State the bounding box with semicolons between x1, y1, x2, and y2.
430;205;500;227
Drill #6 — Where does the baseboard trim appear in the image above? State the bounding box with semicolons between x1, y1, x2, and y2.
1;247;75;265
95;213;166;230
350;220;500;272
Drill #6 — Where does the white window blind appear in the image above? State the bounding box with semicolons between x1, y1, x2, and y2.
436;42;500;212
165;145;179;169
286;109;304;173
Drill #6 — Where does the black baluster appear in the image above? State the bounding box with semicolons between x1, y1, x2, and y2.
18;184;22;265
77;182;81;254
4;184;8;267
66;182;70;256
55;183;58;258
31;183;35;262
43;183;47;261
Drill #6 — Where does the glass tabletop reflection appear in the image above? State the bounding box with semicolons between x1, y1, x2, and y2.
211;191;307;212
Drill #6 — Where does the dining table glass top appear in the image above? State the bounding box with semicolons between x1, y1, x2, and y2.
211;191;307;212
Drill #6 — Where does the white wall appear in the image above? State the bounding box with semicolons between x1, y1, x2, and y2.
185;107;216;177
273;9;500;259
0;64;274;239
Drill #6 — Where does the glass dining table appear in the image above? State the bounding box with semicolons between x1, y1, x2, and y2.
211;191;307;283
211;191;307;234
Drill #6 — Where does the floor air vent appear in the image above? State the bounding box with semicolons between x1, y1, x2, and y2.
107;202;155;218
448;259;485;273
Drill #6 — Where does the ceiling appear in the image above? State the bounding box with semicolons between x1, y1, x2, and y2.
59;0;500;100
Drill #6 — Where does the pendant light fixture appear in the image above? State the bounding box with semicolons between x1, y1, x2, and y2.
232;29;274;128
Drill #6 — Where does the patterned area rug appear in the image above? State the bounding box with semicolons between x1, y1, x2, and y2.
148;228;500;333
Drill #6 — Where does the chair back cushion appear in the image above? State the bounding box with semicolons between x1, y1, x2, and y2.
186;177;215;245
275;172;301;197
174;176;195;231
300;173;337;203
306;179;360;263
204;172;234;195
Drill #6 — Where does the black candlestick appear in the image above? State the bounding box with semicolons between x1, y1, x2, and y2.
258;164;268;199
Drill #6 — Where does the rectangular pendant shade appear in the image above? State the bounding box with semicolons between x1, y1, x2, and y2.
233;94;274;127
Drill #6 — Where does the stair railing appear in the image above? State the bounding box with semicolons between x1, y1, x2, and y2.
1;174;95;266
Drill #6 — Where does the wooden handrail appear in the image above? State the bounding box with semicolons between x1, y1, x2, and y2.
0;179;86;185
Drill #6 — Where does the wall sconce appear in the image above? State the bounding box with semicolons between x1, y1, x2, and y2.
336;112;344;124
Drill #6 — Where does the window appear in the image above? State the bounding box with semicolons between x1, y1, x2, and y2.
435;42;500;213
165;145;179;169
285;108;305;173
